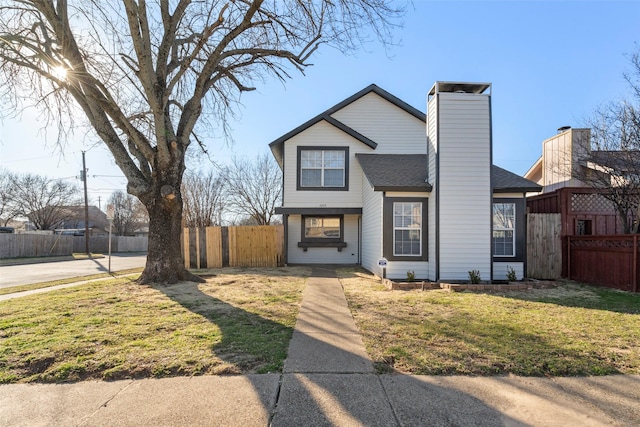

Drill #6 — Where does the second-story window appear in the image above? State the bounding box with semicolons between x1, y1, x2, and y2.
298;147;349;190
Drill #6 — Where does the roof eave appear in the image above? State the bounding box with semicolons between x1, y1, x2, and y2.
493;186;542;194
373;184;432;192
268;83;425;165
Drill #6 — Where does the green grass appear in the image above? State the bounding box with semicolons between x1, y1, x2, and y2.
0;267;308;383
339;268;640;376
0;268;144;296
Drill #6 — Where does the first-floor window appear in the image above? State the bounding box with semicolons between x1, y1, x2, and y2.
493;203;515;256
393;202;422;256
303;216;341;241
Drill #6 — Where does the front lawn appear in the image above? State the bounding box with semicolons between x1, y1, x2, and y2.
0;267;308;383
339;268;640;376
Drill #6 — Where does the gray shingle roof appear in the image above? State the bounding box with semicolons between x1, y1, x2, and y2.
356;154;432;191
589;150;640;173
492;165;542;193
356;154;542;193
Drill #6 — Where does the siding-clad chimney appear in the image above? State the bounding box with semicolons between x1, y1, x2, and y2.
427;82;492;281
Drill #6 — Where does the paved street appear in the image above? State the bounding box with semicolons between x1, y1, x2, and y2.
0;254;147;288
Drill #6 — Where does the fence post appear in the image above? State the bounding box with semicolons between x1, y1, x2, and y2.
634;235;638;293
567;235;571;280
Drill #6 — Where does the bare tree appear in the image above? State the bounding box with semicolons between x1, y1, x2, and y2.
182;170;225;228
0;169;18;226
225;153;281;225
0;1;403;284
108;190;148;236
9;172;80;230
575;48;640;233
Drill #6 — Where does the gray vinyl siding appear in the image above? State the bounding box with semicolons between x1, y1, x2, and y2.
287;214;360;264
360;177;383;276
436;93;492;281
383;194;431;280
427;94;438;281
332;92;426;155
283;122;367;208
282;95;427;209
384;261;430;280
493;262;524;281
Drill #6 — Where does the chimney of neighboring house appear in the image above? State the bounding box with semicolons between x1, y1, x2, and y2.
427;82;492;282
542;126;591;192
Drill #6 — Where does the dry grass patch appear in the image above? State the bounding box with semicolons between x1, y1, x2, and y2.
338;268;640;376
0;268;144;296
0;267;309;383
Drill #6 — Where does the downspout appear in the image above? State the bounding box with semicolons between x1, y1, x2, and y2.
358;215;362;265
488;93;494;282
435;93;440;282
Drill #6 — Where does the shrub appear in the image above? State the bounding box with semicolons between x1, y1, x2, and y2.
468;270;481;284
506;266;517;282
406;270;416;282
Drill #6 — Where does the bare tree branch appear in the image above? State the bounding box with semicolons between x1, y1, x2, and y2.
224;153;281;225
0;0;405;283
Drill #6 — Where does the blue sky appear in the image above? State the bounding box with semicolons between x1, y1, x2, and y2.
1;0;639;206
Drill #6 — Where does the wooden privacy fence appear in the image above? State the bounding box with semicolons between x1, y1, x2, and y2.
182;225;284;269
567;235;639;293
527;213;562;279
0;234;148;258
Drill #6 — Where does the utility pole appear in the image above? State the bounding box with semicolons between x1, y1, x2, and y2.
82;151;90;256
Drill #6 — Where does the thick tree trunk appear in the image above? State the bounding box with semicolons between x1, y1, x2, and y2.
137;179;204;285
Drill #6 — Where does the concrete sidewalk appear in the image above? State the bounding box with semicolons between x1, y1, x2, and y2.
1;268;639;426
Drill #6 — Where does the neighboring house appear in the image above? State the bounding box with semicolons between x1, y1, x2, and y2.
269;82;541;281
524;127;640;235
133;226;149;238
57;206;109;236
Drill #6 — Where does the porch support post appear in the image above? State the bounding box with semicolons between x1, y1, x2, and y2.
283;214;289;266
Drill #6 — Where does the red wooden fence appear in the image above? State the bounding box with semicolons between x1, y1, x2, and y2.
567;235;639;293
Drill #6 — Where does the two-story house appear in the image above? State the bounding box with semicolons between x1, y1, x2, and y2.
269;82;541;281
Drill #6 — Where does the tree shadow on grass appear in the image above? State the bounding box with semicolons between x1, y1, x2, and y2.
150;280;295;375
151;269;518;426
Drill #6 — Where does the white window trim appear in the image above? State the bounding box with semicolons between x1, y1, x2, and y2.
493;203;516;257
393;202;422;257
300;149;345;188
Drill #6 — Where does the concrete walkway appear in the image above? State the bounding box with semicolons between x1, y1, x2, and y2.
1;268;639;426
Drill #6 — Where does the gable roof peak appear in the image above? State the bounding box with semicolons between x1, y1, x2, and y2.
269;83;425;167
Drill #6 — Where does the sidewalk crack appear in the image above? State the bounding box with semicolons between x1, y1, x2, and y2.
377;375;401;427
76;380;135;426
267;373;284;427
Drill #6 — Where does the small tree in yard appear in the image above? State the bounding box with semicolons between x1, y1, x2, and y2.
575;48;640;233
0;1;404;284
579;103;640;233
